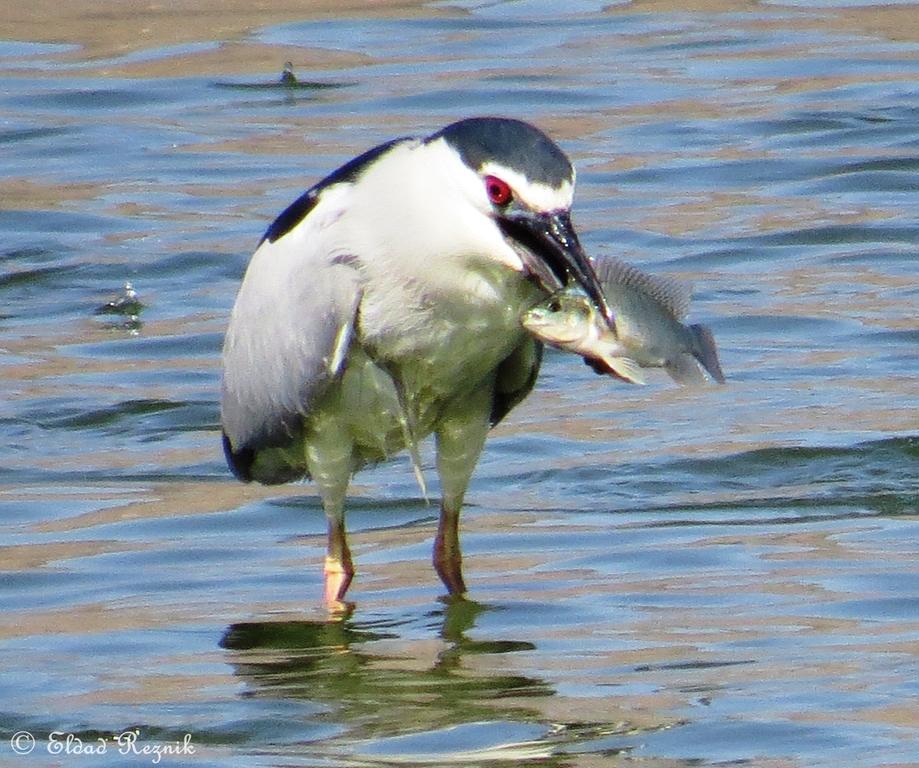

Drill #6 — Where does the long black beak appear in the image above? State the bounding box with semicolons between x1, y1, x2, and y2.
499;209;613;326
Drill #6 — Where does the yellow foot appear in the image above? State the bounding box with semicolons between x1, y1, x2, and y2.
325;598;355;619
324;555;354;607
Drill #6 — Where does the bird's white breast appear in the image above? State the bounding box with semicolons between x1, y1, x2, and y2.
331;139;538;398
292;137;543;458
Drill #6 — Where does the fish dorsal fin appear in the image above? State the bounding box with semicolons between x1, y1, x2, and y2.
593;256;693;320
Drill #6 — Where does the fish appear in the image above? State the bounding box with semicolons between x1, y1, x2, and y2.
521;256;726;386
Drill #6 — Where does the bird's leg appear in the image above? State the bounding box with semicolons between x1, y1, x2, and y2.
324;513;353;607
304;412;355;608
433;386;491;597
434;502;465;596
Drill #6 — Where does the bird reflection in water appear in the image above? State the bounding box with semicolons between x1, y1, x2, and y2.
219;600;546;739
219;601;683;762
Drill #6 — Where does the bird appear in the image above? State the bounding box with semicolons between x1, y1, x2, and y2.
220;117;612;607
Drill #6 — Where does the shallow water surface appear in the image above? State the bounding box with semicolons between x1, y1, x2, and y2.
1;2;917;766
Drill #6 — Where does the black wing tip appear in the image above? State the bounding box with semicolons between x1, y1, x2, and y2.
222;431;255;482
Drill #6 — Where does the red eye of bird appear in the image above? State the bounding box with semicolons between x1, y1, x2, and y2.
484;175;513;207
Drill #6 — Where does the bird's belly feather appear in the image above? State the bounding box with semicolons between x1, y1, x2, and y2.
343;280;531;463
250;267;538;481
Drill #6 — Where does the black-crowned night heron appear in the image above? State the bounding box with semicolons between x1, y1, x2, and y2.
221;117;611;606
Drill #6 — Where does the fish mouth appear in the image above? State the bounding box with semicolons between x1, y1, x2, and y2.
520;311;551;334
520;308;585;346
525;325;585;346
498;209;612;327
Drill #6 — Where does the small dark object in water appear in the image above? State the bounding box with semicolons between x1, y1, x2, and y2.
211;64;351;93
280;61;298;86
96;281;144;317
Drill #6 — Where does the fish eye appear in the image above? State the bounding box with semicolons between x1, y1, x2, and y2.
547;297;562;312
484;175;513;207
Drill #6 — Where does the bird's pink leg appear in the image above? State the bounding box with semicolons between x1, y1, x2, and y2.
303;413;356;610
324;516;353;608
433;386;490;597
434;502;466;596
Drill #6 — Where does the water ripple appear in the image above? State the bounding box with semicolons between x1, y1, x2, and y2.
1;4;917;768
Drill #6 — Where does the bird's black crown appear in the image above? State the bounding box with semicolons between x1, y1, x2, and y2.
430;117;573;190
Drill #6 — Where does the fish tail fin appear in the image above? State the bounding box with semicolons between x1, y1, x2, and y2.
664;354;707;386
599;353;646;385
687;324;726;383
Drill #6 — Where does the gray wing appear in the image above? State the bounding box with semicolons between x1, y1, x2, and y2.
221;217;361;481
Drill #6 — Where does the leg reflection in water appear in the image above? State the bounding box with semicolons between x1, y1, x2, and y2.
219;598;545;739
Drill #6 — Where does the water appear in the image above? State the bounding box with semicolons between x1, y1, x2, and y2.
1;1;917;766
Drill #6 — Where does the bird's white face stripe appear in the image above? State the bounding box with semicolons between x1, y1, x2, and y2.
480;161;574;212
